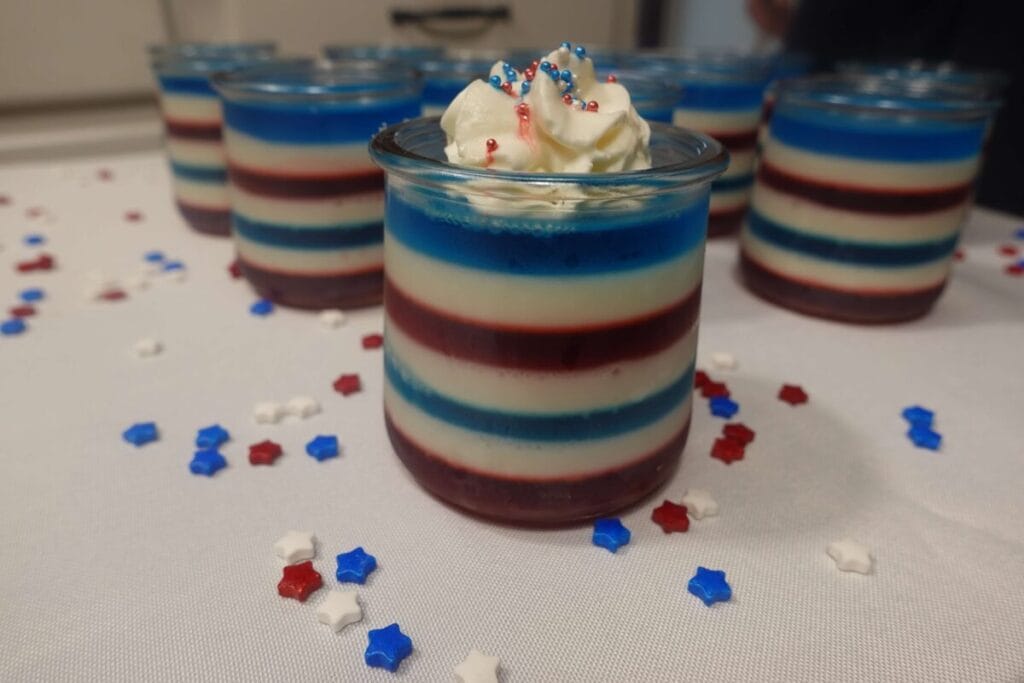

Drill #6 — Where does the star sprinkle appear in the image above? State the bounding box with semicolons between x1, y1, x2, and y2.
133;338;162;358
15;253;55;272
778;384;808;405
317;590;362;631
1005;263;1023;276
901;405;934;427
333;373;361;396
227;260;242;278
454;649;500;683
722;422;755;445
908;426;942;450
124;210;144;222
250;299;274;316
688;567;732;606
1;318;26;336
143;250;164;263
592;518;631;552
701;380;730;398
274;530;316;564
319;309;346;328
19;287;45;303
189;449;227;476
709;395;739;418
9;305;35;318
365;623;413;672
711;437;745;464
827;538;873;574
998;243;1019;257
285;395;321;419
681;489;719;520
248;439;283;465
305;435;339;461
710;351;737;370
277;560;322;602
24;234;45;246
253;401;285;424
362;333;383;349
122;422;158;447
336;547;377;584
651;500;690;533
195;424;230;449
694;369;710;389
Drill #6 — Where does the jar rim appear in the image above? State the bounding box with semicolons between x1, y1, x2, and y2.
212;59;421;104
630;49;773;83
836;60;1010;94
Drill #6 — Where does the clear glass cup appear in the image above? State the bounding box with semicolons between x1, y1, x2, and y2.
605;71;681;124
213;59;421;309
837;60;1009;98
150;43;277;236
742;75;1000;323
640;52;772;237
323;44;444;64
418;56;494;116
369;118;728;525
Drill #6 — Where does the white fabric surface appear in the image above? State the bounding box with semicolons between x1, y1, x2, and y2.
1;151;1022;683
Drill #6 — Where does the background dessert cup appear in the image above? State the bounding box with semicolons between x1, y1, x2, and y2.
370;118;727;524
213;59;420;309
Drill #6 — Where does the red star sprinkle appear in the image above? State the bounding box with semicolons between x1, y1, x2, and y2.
248;439;283;465
97;168;114;181
9;305;36;318
778;384;808;405
25;206;44;218
723;422;755;445
333;373;362;396
0;194;10;205
694;369;710;389
362;333;383;349
277;561;322;602
15;253;55;273
711;437;745;464
124;210;143;222
651;500;690;533
227;260;242;279
702;381;730;398
997;244;1019;257
99;289;127;301
953;248;965;261
1006;264;1024;277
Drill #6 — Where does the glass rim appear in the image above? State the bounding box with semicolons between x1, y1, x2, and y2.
322;43;445;61
212;58;421;103
151;52;284;77
630;49;772;82
836;60;1010;95
607;70;683;109
369;117;729;190
774;74;1002;120
147;41;275;59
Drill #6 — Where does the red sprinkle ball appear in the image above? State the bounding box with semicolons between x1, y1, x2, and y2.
651;500;690;533
124;210;143;222
486;138;498;153
500;81;514;96
606;74;618;83
361;333;384;350
524;67;536;81
0;194;11;206
333;373;362;396
228;260;242;279
778;384;809;405
562;93;574;105
25;206;44;218
998;244;1019;257
586;101;599;112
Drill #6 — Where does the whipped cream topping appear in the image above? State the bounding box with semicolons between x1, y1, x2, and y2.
440;43;652;173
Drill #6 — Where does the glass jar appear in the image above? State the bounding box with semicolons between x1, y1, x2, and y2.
370;118;727;524
213;59;421;308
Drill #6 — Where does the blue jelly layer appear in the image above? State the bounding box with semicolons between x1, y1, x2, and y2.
747;211;959;265
385;190;708;276
635;105;674;124
675;81;766;111
711;173;754;193
222;98;421;144
233;214;383;249
770;109;987;162
171;162;227;183
158;75;216;97
386;350;694;442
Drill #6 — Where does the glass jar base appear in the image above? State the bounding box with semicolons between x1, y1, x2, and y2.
385;411;689;527
239;259;383;310
176;201;232;237
740;251;945;324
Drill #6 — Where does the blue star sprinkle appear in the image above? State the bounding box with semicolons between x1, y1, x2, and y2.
336;546;377;584
24;234;45;246
305;435;339;462
162;260;185;272
143;250;165;263
1;319;26;336
908;426;942;451
709;395;739;419
365;623;413;672
688;566;732;606
249;299;274;316
19;287;44;303
901;405;934;427
189;449;227;476
195;424;230;449
592;517;631;553
122;422;159;447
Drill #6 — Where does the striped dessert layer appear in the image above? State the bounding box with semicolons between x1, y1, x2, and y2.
385;234;703;327
158;74;217;97
673;108;762;134
172;176;230;211
231;186;383;228
235;231;382;275
224;130;379;175
159;92;221;122
176;201;231;236
222;98;421;145
740;250;946;323
675;81;767;110
238;258;383;310
165;119;222;141
707;206;747;238
385;378;693;480
385;410;688;524
233;214;382;249
228;164;383;199
385;276;701;372
166;137;225;166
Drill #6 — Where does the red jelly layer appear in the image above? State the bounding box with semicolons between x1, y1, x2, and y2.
385;411;690;526
707;206;746;238
239;259;383;310
176;201;231;237
740;251;946;323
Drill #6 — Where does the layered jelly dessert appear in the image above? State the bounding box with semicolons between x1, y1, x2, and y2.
644;53;771;237
370;43;727;524
213;60;420;309
742;76;997;323
323;44;444;64
150;43;276;235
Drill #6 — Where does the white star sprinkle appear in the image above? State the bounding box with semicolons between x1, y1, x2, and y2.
274;530;316;564
133;337;163;358
253;401;285;424
710;351;737;370
316;590;362;631
285;395;321;419
681;489;718;520
454;649;500;683
827;538;873;574
319;309;346;328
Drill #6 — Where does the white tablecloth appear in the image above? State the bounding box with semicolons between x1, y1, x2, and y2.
1;151;1022;683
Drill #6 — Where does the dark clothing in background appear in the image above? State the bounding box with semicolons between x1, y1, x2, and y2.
785;0;1024;216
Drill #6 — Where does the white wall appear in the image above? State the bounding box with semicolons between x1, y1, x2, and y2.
666;0;767;52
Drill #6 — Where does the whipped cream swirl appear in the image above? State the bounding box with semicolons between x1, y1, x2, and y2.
440;43;651;173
